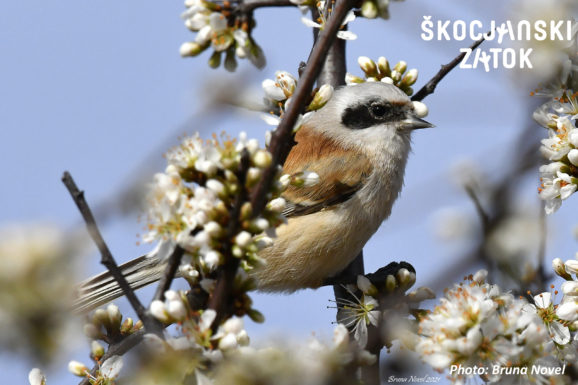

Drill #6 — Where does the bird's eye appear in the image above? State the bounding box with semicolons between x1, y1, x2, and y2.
370;103;388;117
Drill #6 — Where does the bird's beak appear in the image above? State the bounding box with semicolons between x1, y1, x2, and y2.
400;115;435;130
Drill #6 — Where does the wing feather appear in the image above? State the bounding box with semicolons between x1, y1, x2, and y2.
281;126;373;217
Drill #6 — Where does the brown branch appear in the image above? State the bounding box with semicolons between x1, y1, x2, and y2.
61;172;162;334
411;36;486;102
79;330;145;385
237;0;296;12
249;0;357;215
153;246;186;301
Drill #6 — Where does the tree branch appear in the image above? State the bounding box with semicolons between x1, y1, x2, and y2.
411;36;486;102
79;330;145;385
237;0;296;12
61;172;162;334
249;0;357;215
153;246;185;301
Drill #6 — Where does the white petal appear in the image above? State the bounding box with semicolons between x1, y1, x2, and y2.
342;11;356;25
354;319;368;348
337;30;358;40
561;281;578;295
550;322;571;345
100;356;123;379
260;113;280;126
262;79;286;101
200;309;217;331
209;12;227;32
28;369;46;385
557;300;578;321
533;292;552;309
301;17;321;29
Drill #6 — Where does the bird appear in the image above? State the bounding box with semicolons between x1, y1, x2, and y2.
74;81;433;312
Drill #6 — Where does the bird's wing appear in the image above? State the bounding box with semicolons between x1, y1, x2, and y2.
281;126;373;218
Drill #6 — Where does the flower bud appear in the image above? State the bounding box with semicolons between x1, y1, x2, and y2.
411;101;428;118
357;275;378;296
248;308;265;323
568;149;578;167
68;361;89;377
83;323;101;339
308;84;334;111
390;70;402;82
377;57;391;77
167;299;187;320
235;231;252;248
252;149;272;168
385;274;397;292
569;130;578;147
208;51;221;69
91;340;105;360
267;197;286;213
224;49;237;72
28;368;46;385
150;300;169;323
358;56;378;76
204;250;221;269
553;258;572;280
401;69;418;86
93;308;109;327
393;60;407;74
302;171;320;187
218;333;238;351
345;73;364;85
206;179;225;195
120;318;134;334
204;221;222;237
107;304;122;328
361;0;378;19
180;41;208;57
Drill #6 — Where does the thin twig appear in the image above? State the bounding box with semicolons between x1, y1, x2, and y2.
153;246;186;301
238;0;295;12
62;171;162;334
79;330;145;385
464;184;490;232
249;0;357;215
411;36;486;102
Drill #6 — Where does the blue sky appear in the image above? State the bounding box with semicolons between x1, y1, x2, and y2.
1;1;577;383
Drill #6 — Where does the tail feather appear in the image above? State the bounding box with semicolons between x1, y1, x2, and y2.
73;253;167;314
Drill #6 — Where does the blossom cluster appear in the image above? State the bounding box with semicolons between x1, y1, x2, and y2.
534;91;578;214
334;268;434;349
0;224;85;362
299;1;357;41
346;56;419;96
43;293;377;385
144;132;287;286
180;1;265;71
531;17;578;214
415;270;575;384
552;256;578;324
261;70;333;131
